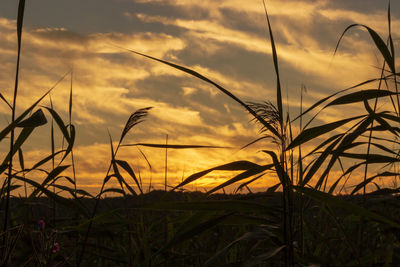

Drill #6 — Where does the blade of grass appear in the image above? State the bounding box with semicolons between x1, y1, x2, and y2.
207;164;274;195
334;24;394;73
351;171;399;195
115;160;142;194
116;45;281;139
172;161;262;190
287;115;365;150
4;1;27;254
122;143;226;149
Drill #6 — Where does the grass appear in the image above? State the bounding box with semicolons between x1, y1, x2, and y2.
1;0;400;266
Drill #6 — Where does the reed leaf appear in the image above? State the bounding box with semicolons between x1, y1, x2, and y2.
292;78;378;123
122;143;225;149
326;90;397;107
235;173;266;193
338;153;400;163
351;172;399;195
115;159;142;194
262;0;283;125
12;174;87;215
123;48;281;139
100;188;125;196
263;150;289;185
61;124;75;162
43;107;76;162
1;127;34;168
287;115;364;150
119;107;152;144
335;24;395;73
0;72;68;142
112;160;136;196
43;107;70;141
328;162;365;194
172;161;261;190
16;108;47;127
51;183;92;198
313;116;374;189
0;93;12;110
302;138;342;186
207;164;274;195
28;150;66;170
17;148;24;170
28;165;70;198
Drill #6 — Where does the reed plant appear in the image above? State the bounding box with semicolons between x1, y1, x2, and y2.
126;1;400;265
0;0;400;266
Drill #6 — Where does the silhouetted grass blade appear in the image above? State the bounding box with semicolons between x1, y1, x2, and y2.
17;148;24;170
120;107;152;144
263;150;289;185
16;109;47;127
1;127;34;168
29;150;66;170
351;172;399;195
123;48;281;139
0;185;20;197
0;93;12;110
326;90;397;107
287;115;365;150
292;79;378;123
235;173;266;193
335;24;394;73
61;124;75;162
44;107;70;142
29;165;70;198
100;188;125;196
0;72;68;142
367;188;400;196
302;138;342;186
115;160;142;194
262;0;283;125
3;0;26;251
51;184;92;198
172;161;261;190
304;133;344;158
12;174;87;216
338;152;400;163
112;160;136;196
207;164;273;195
122;143;226;149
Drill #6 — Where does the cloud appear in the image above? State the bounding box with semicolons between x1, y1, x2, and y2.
0;0;397;193
133;10;384;92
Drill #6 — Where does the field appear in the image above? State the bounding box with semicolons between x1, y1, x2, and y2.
4;191;400;266
1;0;400;266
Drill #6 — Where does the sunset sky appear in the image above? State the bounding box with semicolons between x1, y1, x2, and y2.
0;0;399;194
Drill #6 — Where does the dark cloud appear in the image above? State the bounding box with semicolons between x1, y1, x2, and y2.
324;0;398;15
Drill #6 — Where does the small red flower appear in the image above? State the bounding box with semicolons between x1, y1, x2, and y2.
38;220;45;230
52;242;60;253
